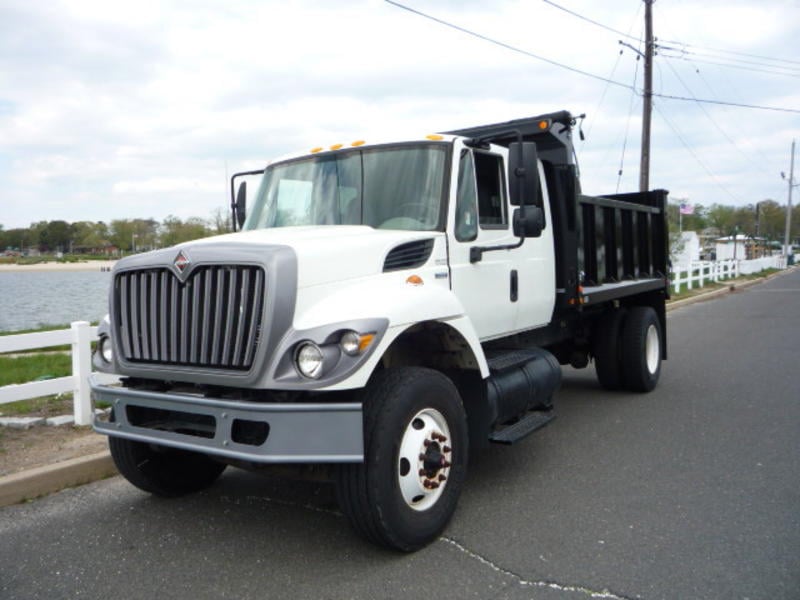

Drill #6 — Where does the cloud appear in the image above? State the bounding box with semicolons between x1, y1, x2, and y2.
0;0;798;229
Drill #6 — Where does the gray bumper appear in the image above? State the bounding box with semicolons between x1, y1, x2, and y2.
90;375;363;463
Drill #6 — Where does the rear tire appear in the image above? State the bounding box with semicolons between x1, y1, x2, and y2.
593;308;627;391
109;437;226;497
336;367;468;552
620;306;662;393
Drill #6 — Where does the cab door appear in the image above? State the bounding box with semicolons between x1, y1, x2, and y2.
448;145;518;339
448;144;555;340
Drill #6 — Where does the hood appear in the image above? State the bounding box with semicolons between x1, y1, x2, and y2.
174;226;444;288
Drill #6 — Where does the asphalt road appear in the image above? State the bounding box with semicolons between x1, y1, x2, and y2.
2;270;799;600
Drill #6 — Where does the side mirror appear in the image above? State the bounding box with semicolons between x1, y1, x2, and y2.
513;207;543;238
235;181;247;229
508;141;540;207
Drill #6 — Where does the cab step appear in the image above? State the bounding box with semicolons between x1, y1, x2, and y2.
488;411;555;445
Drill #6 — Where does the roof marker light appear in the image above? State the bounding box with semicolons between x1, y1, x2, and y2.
310;147;323;154
426;134;444;141
351;140;366;147
330;143;343;151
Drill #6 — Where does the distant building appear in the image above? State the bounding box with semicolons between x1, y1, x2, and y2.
715;235;769;260
671;231;700;268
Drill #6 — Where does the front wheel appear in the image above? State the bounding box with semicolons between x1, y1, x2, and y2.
336;367;468;551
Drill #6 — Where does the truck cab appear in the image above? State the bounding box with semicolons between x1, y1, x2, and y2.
92;111;669;551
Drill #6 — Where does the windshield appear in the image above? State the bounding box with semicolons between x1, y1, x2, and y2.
243;143;448;231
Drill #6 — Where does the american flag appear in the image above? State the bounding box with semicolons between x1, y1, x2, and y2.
679;202;694;215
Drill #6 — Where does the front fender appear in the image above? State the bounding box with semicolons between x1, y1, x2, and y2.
294;277;488;390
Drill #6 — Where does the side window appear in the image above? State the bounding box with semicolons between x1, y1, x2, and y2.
455;149;478;242
473;152;507;227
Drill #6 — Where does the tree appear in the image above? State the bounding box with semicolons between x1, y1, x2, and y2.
210;207;232;235
159;216;211;247
705;204;736;237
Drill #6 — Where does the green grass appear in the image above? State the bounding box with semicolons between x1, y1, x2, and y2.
0;394;74;417
0;353;72;387
0;352;74;417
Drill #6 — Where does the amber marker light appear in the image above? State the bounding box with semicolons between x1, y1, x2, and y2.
358;333;375;353
406;275;424;286
330;143;343;151
310;147;323;154
351;140;366;147
537;120;550;130
426;134;444;141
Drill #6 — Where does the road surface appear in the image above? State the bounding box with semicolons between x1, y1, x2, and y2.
2;270;799;599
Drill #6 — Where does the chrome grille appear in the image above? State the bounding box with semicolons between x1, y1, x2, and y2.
114;265;265;370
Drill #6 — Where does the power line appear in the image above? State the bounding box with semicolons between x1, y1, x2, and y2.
661;56;775;180
617;57;641;193
654;103;743;204
383;0;631;90
581;1;643;150
658;48;800;79
658;38;800;68
541;0;640;42
383;0;800;115
543;0;800;71
655;94;800;114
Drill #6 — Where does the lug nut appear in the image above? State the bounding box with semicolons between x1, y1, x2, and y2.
419;453;426;461
438;474;447;482
443;446;451;453
430;482;440;489
423;439;431;447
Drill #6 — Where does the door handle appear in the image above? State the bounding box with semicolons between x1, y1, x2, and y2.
510;270;518;302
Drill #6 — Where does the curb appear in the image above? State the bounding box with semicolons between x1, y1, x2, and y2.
0;451;116;508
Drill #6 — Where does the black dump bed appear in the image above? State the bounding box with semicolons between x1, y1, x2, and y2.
448;111;669;311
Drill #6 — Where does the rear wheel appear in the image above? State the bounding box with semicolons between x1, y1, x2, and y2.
109;437;226;497
336;367;468;551
620;306;662;393
593;308;627;391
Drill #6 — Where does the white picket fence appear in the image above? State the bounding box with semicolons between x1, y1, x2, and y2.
0;322;118;426
671;255;788;294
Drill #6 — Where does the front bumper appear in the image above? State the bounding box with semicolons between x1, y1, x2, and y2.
90;375;364;463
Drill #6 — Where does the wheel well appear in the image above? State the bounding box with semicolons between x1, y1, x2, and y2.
379;321;481;372
377;321;488;454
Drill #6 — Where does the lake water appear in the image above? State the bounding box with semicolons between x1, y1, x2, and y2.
0;271;114;332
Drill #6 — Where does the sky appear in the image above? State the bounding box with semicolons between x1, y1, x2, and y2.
1;0;799;230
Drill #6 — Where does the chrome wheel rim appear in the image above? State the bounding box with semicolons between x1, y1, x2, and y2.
397;408;452;511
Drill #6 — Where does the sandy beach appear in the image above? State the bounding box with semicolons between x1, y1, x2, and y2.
0;260;117;272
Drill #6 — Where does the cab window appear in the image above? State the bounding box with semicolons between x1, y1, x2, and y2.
473;151;507;227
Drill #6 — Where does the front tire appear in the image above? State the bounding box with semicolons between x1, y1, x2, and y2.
336;367;468;551
109;437;226;497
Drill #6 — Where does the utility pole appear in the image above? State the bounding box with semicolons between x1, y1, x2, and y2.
639;0;654;192
783;139;796;262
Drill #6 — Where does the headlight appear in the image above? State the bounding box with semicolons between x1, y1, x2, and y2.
340;331;375;356
340;331;361;356
99;336;113;363
295;342;324;379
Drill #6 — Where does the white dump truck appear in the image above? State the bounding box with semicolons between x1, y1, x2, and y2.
92;111;669;551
